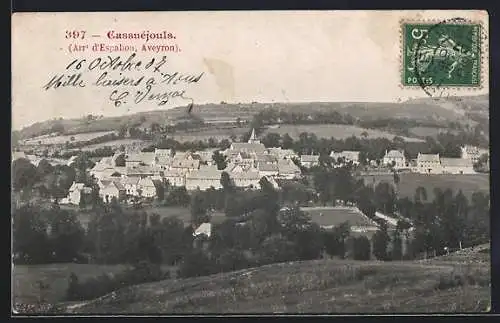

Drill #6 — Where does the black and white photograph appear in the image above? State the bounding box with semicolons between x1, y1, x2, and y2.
11;10;491;314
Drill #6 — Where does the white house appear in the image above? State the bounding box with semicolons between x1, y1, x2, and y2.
230;170;261;189
330;151;361;166
416;153;442;174
169;158;200;175
193;223;212;238
257;163;279;177
121;177;140;196
164;168;186;187
137;177;157;198
383;150;407;169
300;155;320;168
440;158;475;174
60;182;90;205
461;145;489;164
99;180;126;202
185;166;223;191
277;159;302;179
266;147;298;160
125;152;156;167
154;148;173;158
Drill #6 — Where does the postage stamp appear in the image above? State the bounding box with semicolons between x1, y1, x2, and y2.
401;18;482;90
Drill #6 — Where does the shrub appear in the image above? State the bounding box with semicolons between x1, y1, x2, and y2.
64;261;169;301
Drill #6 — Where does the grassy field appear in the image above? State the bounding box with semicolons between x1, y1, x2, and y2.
264;124;425;142
49;247;490;314
359;173;490;201
21;131;115;146
303;207;377;227
12;263;130;305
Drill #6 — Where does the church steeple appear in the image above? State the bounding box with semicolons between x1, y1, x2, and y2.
248;128;259;144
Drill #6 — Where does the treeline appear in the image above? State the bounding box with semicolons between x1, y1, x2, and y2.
13;166;489;302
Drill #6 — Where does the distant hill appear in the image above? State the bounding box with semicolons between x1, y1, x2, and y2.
16;95;488;140
50;246;490;314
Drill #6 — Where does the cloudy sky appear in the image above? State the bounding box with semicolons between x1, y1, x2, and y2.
12;10;488;130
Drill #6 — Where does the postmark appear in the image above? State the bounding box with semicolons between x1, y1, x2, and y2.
401;18;483;96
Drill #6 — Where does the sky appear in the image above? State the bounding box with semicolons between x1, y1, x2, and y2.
12;10;488;130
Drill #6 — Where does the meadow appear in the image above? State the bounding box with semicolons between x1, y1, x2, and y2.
303;207;377;228
263;124;425;142
358;173;490;201
51;247;490;314
21;131;115;146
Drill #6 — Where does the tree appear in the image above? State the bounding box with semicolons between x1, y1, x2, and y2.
261;133;281;148
12;158;38;192
12;204;51;264
212;150;228;170
259;234;297;265
190;192;209;226
282;133;294;149
115;154;126;167
220;172;233;191
414;186;428;203
390;228;403;260
49;207;85;262
372;220;390;261
165;187;190;206
374;182;396;215
352;236;371;260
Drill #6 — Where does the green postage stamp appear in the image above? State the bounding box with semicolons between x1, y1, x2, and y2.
402;19;482;88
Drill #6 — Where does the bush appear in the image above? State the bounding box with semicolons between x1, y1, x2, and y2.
352;236;371;260
178;249;218;278
64;261;169;301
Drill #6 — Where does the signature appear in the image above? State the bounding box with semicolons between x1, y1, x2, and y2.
42;53;204;108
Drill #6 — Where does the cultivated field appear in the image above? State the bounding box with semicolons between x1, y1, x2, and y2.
79;139;148;151
358;173;490;201
170;127;248;142
51;247;490;314
21;131;115;146
409;127;459;138
264;124;425;142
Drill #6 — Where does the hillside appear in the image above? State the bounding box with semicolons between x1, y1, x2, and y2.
48;246;490;314
16;95;488;140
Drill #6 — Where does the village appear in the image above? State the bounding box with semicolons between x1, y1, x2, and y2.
11;128;489;208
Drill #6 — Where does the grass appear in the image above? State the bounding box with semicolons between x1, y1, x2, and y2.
358;173;490;201
303;206;377;228
12;263;130;305
263;124;424;142
48;249;490;314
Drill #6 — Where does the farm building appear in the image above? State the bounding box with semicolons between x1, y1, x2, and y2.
277;160;302;179
164;168;186;187
257;163;279;177
99;180;126;202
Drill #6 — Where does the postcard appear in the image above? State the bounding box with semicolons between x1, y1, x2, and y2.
11;10;490;315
